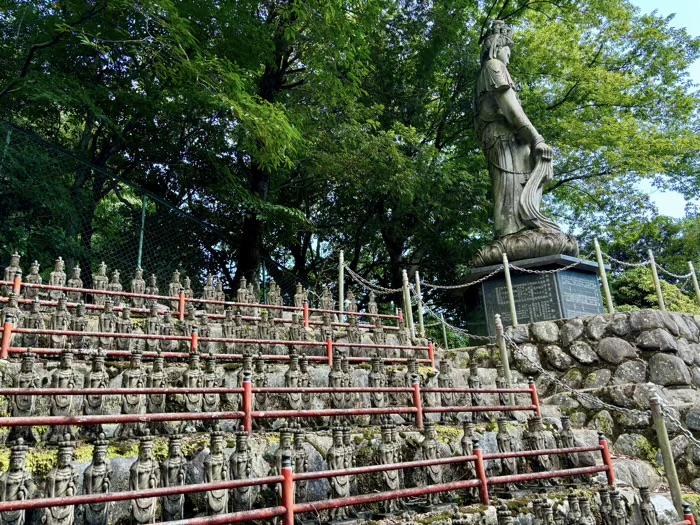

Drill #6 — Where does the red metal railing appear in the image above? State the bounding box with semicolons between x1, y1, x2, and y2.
0;381;539;434
0;325;433;364
0;437;615;525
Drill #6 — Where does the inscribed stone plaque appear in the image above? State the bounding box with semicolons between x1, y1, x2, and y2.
556;271;604;318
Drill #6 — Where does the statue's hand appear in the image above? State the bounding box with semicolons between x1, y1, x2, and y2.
534;142;553;161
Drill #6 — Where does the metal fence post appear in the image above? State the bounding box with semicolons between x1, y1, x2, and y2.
326;338;333;368
1;314;13;359
189;327;198;353
689;262;700;307
473;439;490;505
281;454;295;525
402;269;415;339
178;290;185;321
650;395;683;517
137;195;147;269
502;253;518;326
528;377;541;417
303;300;309;329
648;249;666;311
597;431;616;487
594;238;615;313
440;314;449;350
411;374;423;430
495;314;515;406
12;271;22;296
338;250;344;322
427;341;435;368
414;271;425;338
683;503;696;525
243;371;253;434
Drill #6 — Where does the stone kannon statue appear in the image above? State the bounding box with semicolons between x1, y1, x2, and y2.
182;353;203;432
638;487;657;525
0;439;35;525
558;416;579;470
437;360;458;424
293;430;309;503
161;435;186;521
23;261;41;302
525;417;552;481
230;432;253;511
22;300;44;348
66;265;83;304
460;422;478;501
327;428;351;522
202;274;216;313
82;434;113;525
284;353;304;414
214;280;225;313
116;350;147;439
115;306;133;351
129;433;160;525
70;302;89;350
468;363;489;423
145;304;161;352
369;357;388;425
92;263;108;307
81;351;108;440
159;310;174;352
421;421;443;507
1;294;22;327
106;270;122;307
50;297;71;349
46;348;78;445
379;425;401;515
472;20;578;267
145;274;159;307
203;429;229;515
293;283;306;308
566;491;581;525
599;487;614;525
579;497;596;525
146;353;167;435
43;435;79;525
168;271;181;311
202;355;223;420
8;352;38;445
496;417;518;483
3;253;21;296
611;490;629;525
48;257;66;301
130;268;146;308
98;300;116;351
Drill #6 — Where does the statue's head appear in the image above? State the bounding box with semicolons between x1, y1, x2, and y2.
31;299;41;313
149;274;157;286
135;267;143;279
122;306;131;319
77;301;86;316
332;427;343;446
139;434;154;461
58;434;74;467
153;353;164;372
71;265;81;279
168;435;183;457
21;351;35;373
9;439;27;471
92;350;106;371
342;427;352;446
130;349;143;368
280;428;292;448
210;429;225;454
60;347;74;369
480;20;514;66
94;434;109;464
30;261;40;274
9;252;20;266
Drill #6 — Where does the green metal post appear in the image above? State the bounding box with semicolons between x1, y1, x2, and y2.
648;249;665;311
594;238;615;313
137;195;147;269
502;253;518;326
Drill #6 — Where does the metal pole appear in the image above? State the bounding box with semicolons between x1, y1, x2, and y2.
502;253;518;326
1;315;13;359
338;250;344;321
648;249;666;311
473;439;490;505
281;455;295;525
414;271;425;338
650;394;683;517
440;314;449;350
402;269;415;339
243;371;253;434
411;374;423;430
137;195;147;269
261;262;267;305
495;314;515;406
594;238;615;313
689;262;700;307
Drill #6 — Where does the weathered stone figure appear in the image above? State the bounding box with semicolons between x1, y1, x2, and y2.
214;280;225;313
116;350;147;439
0;439;34;525
3;253;21;296
346;315;361;345
202;274;216;313
293;283;306;308
293;430;309;503
566;491;581;525
182;353;203;432
46;348;78;444
599;487;614;525
202;355;223;415
92;263;108;307
559;416;579;469
182;276;193;301
43;435;78;525
198;314;212;353
48;257;66;301
611;490;629;525
369;357;388;425
273;429;294;505
115;306;133;351
168;271;182;310
639;487;657;525
1;294;22;328
23;261;42;301
130;434;160;525
379;425;400;515
70;302;89;349
81;351;108;440
50;297;71;349
82;434;112;525
372;316;386;345
284;353;304;412
145;274;159;307
66;265;83;304
437;360;458;424
327;428;350;522
473;20;577;266
146;353;167;434
252;358;268;427
526;417;552;478
231;432;253;511
98;300;116;350
106;270;122;306
203;429;229;515
496;418;518;479
131;268;146;308
367;292;378;315
468;363;489;423
460;422;478;501
161;435;186;521
8;352;38;445
579;497;596;525
221;308;238;353
22;300;44;348
421;422;443;506
145;304;161;352
159;310;174;352
495;365;509;406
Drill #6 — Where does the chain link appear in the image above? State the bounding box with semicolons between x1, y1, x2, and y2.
660;405;700;450
420;265;505;290
599;252;650;268
509;260;582;275
414;288;495;342
343;265;402;295
503;334;650;418
656;265;694;280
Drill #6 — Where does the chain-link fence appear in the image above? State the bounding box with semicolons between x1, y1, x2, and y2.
0;120;310;302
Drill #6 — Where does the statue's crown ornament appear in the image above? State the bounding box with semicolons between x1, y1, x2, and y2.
487;20;514;45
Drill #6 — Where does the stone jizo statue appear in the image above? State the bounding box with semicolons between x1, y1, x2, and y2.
473;20;578;266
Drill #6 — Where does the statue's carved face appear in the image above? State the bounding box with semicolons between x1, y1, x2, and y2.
58;451;72;467
10;455;24;471
94;448;107;464
497;45;511;65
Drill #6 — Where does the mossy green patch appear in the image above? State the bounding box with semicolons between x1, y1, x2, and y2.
435;425;461;445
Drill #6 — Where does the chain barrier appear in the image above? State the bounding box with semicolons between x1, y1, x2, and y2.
656;265;694;280
343;265;402;295
660;405;700;450
503;333;649;418
419;265;505;290
599;252;650;268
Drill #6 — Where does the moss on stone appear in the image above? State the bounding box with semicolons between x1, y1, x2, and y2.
436;425;461;444
634;436;661;469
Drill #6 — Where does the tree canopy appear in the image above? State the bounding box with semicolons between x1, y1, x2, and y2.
1;0;699;313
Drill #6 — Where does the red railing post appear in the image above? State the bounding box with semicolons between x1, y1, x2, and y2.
473;439;490;505
529;377;541;417
190;327;199;353
178;291;186;321
598;431;616;486
12;272;22;295
397;308;403;325
1;315;14;360
243;371;253;435
326;338;333;368
683;503;696;525
281;454;295;525
303;300;309;329
411;374;423;430
428;341;435;368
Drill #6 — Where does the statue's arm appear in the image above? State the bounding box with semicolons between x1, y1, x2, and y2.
493;88;544;148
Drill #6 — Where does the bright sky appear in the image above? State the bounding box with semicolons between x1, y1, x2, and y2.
628;0;699;218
